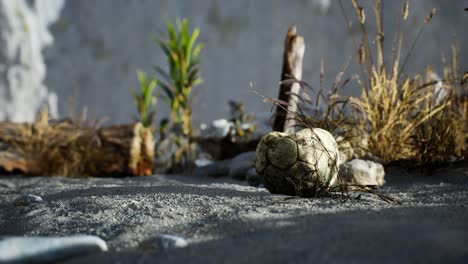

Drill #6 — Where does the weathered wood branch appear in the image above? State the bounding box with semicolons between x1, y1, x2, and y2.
273;24;305;133
0;120;154;177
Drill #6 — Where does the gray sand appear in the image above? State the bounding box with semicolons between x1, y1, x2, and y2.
1;164;467;263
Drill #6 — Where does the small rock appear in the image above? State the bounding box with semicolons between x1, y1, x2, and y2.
0;236;108;263
13;194;44;207
193;160;230;177
140;234;188;250
338;159;385;187
228;151;256;180
194;158;213;167
199;119;234;138
246;168;262;187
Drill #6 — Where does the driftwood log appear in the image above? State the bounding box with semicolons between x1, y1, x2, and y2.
0;118;154;177
273;24;305;133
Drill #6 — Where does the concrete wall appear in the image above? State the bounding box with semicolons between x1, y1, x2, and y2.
0;0;64;122
44;0;468;124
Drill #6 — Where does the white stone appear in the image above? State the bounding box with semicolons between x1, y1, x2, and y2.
194;158;213;168
199;119;234;139
193;159;230;177
255;128;340;195
338;159;385;187
0;236;108;263
140;234;188;250
228;151;256;180
13;194;44;207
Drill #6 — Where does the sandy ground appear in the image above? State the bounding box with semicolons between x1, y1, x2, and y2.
0;163;467;263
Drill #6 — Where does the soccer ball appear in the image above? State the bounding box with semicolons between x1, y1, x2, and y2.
255;128;339;195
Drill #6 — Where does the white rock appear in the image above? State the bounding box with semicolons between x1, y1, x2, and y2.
140;234;188;250
0;236;108;263
338;159;385;187
193;159;230;177
13;194;44;207
194;158;213;168
256;128;340;195
228;151;256;180
199;119;234;139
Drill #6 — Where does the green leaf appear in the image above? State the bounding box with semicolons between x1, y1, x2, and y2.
186;28;200;64
187;66;200;83
179;19;189;47
136;70;147;91
166;20;177;44
192;77;203;87
156;38;171;59
192;43;203;59
143;79;157;108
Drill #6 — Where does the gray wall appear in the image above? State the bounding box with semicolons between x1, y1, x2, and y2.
44;0;468;125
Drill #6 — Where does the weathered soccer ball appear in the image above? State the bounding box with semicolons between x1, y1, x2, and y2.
255;128;340;196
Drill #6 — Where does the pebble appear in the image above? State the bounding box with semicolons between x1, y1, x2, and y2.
193;160;230;177
338;159;385;187
140;234;188;250
0;235;108;263
228;151;256;180
13;194;44;207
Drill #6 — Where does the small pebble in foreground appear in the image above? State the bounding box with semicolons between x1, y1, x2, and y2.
0;236;108;264
139;234;189;251
13;194;44;207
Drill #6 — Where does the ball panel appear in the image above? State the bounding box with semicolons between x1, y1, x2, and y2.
262;165;297;195
255;139;269;173
266;136;298;170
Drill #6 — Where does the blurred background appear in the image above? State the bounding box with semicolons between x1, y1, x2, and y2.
0;0;467;124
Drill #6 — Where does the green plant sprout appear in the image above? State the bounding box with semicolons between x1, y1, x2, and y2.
131;70;157;128
153;18;203;171
154;18;203;136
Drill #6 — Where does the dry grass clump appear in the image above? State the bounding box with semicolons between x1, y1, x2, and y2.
339;0;462;164
350;69;444;162
0;108;100;176
412;46;468;167
0;108;154;177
